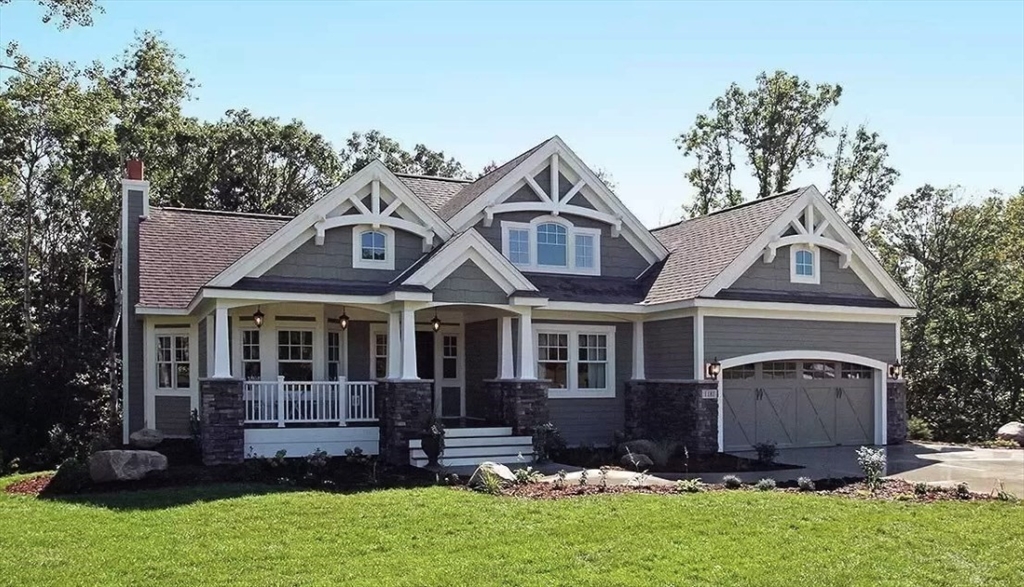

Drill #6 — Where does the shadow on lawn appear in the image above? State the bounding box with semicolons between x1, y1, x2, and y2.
42;482;303;511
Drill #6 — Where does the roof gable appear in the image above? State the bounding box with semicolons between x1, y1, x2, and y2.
437;140;548;220
402;229;537;296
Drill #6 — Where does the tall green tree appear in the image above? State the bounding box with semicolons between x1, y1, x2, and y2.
340;130;468;179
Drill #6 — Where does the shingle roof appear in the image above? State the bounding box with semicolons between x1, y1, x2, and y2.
436;139;551;220
643;188;806;305
526;274;646;304
395;174;471;213
139;208;289;309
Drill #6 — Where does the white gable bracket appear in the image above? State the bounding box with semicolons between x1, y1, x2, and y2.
767;234;852;268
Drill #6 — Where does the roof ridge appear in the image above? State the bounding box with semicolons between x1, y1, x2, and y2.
651;187;808;233
152;207;293;221
394;173;473;184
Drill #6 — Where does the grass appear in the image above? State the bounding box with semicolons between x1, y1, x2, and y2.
2;474;1022;587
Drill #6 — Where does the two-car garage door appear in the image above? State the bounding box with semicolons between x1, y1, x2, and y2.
722;361;876;451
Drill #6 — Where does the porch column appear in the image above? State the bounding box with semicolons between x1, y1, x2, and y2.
498;316;515;379
387;310;402;379
401;304;418;380
632;319;645;379
518;307;536;379
213;305;232;378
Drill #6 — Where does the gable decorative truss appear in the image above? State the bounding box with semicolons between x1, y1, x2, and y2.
701;186;915;308
401;229;539;296
447;136;669;265
207;161;454;288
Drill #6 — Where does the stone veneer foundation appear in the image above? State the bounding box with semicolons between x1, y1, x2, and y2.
624;380;719;454
375;379;435;466
482;379;551;436
887;380;908;445
199;378;245;465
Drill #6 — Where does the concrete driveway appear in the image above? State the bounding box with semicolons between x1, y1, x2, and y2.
731;442;1023;495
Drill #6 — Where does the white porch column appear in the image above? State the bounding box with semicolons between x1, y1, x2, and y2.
632;319;645;380
387;310;402;379
517;307;536;380
213;305;232;378
401;304;418;380
498;316;514;379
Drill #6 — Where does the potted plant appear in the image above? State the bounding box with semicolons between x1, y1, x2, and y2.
420;416;445;467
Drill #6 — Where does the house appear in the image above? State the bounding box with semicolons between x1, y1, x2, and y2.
119;137;914;467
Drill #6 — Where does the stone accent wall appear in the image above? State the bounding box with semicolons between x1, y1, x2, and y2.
483;379;551;436
200;378;244;465
624;380;719;454
887;380;908;445
376;380;435;466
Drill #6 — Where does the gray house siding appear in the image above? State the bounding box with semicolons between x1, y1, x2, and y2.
475;211;649;279
263;226;424;282
433;261;508;305
154;396;192;437
704;317;898;364
644;317;694;379
126;189;145;437
197;317;207;379
540;320;631;446
465;319;498;419
725;247;877;298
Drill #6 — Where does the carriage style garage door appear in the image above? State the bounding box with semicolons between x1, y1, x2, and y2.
722;361;875;451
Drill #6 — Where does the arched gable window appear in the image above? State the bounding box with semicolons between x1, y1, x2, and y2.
536;223;567;266
790;245;819;284
352;226;395;270
501;217;600;276
361;230;387;261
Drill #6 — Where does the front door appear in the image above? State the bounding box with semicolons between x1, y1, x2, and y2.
436;326;464;419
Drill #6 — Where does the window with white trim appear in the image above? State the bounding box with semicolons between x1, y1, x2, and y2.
241;329;261;381
327;331;343;380
372;332;388;379
802;361;837;380
501;218;601;276
352;226;395;270
156;333;190;389
790;245;819;284
535;324;615;398
277;330;313;381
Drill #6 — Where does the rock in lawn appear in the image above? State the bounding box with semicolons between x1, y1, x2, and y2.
616;439;657;458
88;450;168;483
995;422;1024;446
621;453;653;471
468;462;516;487
129;428;165;449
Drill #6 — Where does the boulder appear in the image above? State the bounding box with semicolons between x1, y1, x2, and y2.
88;450;168;483
129;428;165;449
995;422;1024;446
621;453;653;471
616;439;657;458
468;462;516;488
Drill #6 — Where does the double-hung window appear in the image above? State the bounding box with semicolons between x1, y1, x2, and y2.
327;331;344;380
156;332;190;389
277;330;313;381
241;330;261;381
372;331;388;379
536;324;615;398
502;218;600;275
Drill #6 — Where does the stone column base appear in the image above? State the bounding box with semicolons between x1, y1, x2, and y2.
375;379;434;466
483;379;551;436
887;380;908;445
624;380;719;454
199;378;244;466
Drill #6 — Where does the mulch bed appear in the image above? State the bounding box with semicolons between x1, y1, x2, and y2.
492;478;1012;503
5;474;53;497
553;447;798;473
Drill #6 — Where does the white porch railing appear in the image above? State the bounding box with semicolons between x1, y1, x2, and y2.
244;377;377;426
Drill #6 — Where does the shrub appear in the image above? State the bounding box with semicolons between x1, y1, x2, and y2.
982;438;1021;449
755;478;776;491
343;447;379;485
955;481;971;500
913;482;929;496
855;446;887;492
578;469;589;487
753;441;779;465
475;469;505;495
513;466;543;485
597;466;609;490
675;478;704;493
46;457;90;494
722;474;742;489
992;482;1018;502
797;476;815;492
648;440;681;469
532;423;566;463
0;448;20;476
554;469;567;489
907;417;933;441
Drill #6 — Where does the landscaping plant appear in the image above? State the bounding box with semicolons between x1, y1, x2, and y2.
753;441;779;465
755;478;776;491
722;475;742;489
675;478;704;493
797;477;815;492
855;446;887;492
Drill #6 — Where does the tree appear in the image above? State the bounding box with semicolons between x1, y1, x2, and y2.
340;130;468;179
675;113;742;217
0;0;103;29
826;125;900;236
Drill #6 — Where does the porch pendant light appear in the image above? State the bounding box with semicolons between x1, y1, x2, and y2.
252;306;265;328
706;357;722;380
338;307;350;330
431;311;442;332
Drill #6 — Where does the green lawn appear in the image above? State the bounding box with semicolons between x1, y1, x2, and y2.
1;475;1022;587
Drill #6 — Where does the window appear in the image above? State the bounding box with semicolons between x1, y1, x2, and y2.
723;365;755;380
501;218;600;275
241;330;261;381
841;363;874;380
442;335;458;379
372;332;388;379
277;330;313;381
352;226;395;270
536;325;616;398
802;361;837;380
327;331;343;380
790;245;819;284
156;333;190;389
762;361;797;379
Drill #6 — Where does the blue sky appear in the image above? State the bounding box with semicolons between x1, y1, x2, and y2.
3;0;1022;226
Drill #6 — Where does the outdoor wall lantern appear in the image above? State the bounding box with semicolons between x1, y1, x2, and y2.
888;360;903;380
252;306;264;328
706;357;722;380
431;311;442;332
338;307;349;330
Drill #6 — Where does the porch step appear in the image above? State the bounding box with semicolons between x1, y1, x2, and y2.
410;454;530;467
408;435;532;450
408;427;533;468
443;427;513;438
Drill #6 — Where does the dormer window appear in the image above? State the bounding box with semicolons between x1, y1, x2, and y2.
352;226;395;270
790;245;819;284
501;217;600;276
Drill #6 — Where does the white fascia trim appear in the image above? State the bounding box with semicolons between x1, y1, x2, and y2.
447;137;668;263
789;244;821;285
136;306;192;316
501;216;601;276
198;288;431;308
509;295;550;307
541;301;647;314
207;161;453;288
403;229;537;294
351;225;396;271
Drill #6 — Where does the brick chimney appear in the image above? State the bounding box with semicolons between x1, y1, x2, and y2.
126;159;145;181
